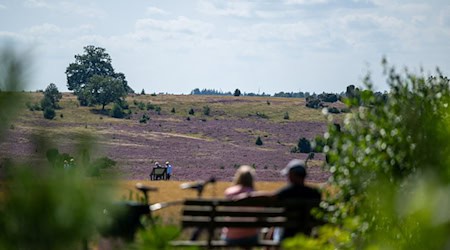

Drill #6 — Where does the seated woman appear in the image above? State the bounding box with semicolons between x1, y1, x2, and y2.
222;165;259;246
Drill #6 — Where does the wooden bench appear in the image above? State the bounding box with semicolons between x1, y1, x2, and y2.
149;167;167;180
170;197;321;249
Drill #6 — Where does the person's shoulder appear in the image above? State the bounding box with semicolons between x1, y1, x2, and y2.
225;185;252;197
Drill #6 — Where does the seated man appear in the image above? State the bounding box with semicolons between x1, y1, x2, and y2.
243;159;321;240
275;159;321;239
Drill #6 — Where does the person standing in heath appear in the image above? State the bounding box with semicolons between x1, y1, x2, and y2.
165;161;173;180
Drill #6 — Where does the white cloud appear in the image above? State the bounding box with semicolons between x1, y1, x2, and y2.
440;7;450;27
59;2;106;18
23;0;52;8
25;23;62;36
23;0;105;18
0;31;25;40
233;22;320;42
134;16;214;40
339;13;404;30
197;0;254;17
146;6;168;15
285;0;329;5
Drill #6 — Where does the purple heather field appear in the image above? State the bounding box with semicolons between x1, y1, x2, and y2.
1;97;331;183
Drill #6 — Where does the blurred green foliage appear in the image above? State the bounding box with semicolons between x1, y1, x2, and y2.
0;47;26;140
0;166;113;250
133;222;182;250
286;61;450;249
0;46;115;249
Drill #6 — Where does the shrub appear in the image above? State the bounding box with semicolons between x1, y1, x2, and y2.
233;89;241;96
305;98;322;109
146;102;155;110
110;103;124;118
283;112;290;120
155;106;161;115
188;108;195;115
92;157;116;169
140;89;145;95
33;103;42;111
297;137;311;153
171;107;176;113
312;135;326;152
256;112;268;119
327;107;340;114
318;93;338;103
43;107;56;120
255;136;263;146
340;107;350;113
203;105;210;116
289;63;450;250
186;116;191;121
117;99;129;109
60;113;64;118
139;113;150;123
137;101;145;110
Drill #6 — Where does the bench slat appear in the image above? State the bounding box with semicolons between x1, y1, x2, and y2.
183;210;286;217
182;220;288;228
171;240;280;247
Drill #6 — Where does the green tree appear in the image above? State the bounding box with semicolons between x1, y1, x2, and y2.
84;75;127;110
41;83;62;109
233;89;241;97
65;45;133;106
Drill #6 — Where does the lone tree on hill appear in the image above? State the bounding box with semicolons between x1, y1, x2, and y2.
84;75;128;110
65;45;133;106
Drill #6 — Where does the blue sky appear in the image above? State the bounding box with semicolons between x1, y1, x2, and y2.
1;0;449;94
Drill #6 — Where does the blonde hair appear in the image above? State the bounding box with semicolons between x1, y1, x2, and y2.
233;165;256;189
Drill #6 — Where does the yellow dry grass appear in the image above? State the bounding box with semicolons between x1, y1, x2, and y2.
116;180;324;224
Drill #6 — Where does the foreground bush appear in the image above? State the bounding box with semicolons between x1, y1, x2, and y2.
0;47;114;250
287;61;450;249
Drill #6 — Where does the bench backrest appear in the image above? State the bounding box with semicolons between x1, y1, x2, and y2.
180;198;320;245
151;167;167;175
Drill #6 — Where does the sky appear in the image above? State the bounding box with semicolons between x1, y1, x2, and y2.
1;0;449;94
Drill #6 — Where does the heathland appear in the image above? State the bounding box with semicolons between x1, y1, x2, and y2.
1;92;342;182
